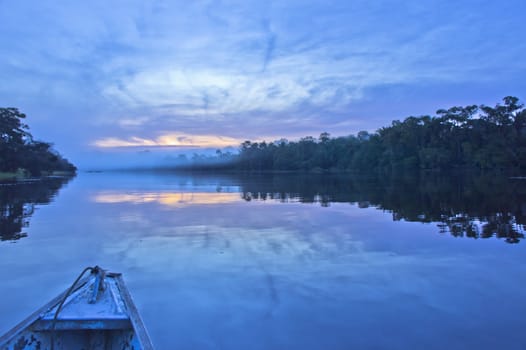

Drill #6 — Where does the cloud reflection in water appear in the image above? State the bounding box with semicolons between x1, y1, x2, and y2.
93;191;242;206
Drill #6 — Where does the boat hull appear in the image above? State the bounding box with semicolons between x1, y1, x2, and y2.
0;270;153;350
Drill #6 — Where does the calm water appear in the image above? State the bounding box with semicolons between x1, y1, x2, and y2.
1;172;526;349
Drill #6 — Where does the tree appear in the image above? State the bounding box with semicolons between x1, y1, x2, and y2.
319;132;330;143
0;108;28;143
0;108;76;176
0;108;30;172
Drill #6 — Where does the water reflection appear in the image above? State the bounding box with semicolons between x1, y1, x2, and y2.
4;171;526;244
2;172;526;349
93;191;241;206
0;176;74;241
235;173;526;243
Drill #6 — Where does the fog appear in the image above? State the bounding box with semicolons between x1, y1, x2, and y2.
76;146;238;171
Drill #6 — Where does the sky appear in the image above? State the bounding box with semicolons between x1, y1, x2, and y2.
1;0;525;169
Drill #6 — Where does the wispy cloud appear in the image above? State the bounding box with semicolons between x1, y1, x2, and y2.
93;132;242;148
99;1;521;126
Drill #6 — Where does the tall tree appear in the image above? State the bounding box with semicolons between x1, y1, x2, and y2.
0;108;76;175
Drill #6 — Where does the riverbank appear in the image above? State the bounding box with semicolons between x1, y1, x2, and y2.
0;170;76;182
0;173;17;180
0;170;26;181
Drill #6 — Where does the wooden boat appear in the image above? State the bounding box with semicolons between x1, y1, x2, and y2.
0;266;154;349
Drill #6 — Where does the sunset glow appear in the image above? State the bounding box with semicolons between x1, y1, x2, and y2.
93;133;242;148
93;191;242;206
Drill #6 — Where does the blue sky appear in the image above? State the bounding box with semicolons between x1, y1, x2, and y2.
1;0;525;168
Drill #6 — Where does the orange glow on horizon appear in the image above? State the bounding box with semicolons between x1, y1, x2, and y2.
92;133;242;148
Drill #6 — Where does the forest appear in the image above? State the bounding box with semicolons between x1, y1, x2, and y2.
0;108;76;177
188;96;526;172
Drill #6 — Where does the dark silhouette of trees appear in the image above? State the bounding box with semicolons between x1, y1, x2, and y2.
0;108;76;176
209;96;525;172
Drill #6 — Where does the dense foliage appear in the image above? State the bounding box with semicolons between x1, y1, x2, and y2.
232;96;526;171
0;108;76;176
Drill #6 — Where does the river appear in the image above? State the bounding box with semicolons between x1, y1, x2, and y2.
1;171;525;349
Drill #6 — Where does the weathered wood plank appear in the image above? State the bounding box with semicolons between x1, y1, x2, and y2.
114;275;155;350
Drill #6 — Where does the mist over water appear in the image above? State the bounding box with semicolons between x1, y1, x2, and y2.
76;147;238;171
1;171;525;349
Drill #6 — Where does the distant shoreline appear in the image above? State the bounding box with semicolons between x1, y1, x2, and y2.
0;171;76;183
80;166;526;179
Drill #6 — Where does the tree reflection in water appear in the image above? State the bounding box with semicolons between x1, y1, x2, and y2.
2;171;525;244
238;172;526;243
0;176;74;241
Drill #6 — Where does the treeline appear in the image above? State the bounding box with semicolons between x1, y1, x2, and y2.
208;96;526;172
0;108;76;176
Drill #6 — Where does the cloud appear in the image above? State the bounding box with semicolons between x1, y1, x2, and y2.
100;1;520;125
93;132;242;148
